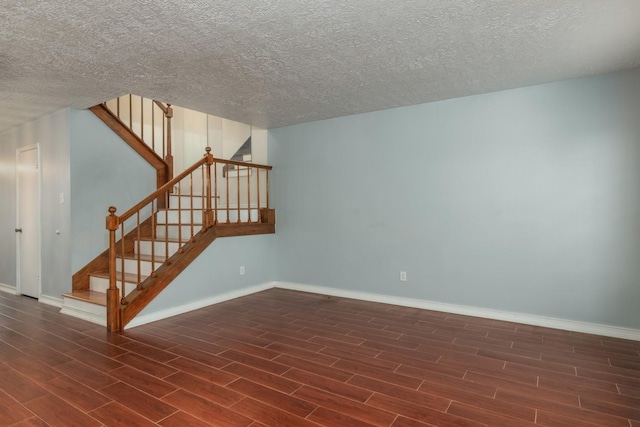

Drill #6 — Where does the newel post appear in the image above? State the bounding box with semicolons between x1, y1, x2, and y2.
106;207;121;332
204;147;215;228
165;104;174;181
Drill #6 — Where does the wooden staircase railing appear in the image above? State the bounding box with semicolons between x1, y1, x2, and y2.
106;147;274;332
102;94;175;182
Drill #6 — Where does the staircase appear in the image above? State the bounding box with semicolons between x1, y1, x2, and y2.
61;95;275;331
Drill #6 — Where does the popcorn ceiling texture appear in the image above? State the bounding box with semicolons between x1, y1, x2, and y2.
1;0;639;132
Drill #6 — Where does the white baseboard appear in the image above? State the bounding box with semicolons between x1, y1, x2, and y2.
125;282;276;329
39;294;63;308
54;278;640;341
0;283;18;295
274;281;640;342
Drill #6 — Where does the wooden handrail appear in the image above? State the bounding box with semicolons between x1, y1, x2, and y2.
152;100;170;115
216;157;273;170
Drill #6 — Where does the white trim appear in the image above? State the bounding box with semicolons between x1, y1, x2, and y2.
16;143;42;299
38;295;63;308
274;282;640;342
0;283;18;295
125;281;276;329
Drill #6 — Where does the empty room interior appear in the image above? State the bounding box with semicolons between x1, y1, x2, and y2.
0;1;640;426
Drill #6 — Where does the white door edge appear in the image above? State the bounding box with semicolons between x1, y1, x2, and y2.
16;143;42;299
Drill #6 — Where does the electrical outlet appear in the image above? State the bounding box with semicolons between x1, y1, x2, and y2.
240;266;245;275
400;271;407;282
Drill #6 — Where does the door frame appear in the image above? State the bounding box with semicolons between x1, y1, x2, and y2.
16;143;42;298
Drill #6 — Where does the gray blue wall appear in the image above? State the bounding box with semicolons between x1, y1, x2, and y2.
4;70;640;331
138;233;275;318
269;69;640;329
69;109;157;272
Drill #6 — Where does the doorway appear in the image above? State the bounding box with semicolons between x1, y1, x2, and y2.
16;144;41;299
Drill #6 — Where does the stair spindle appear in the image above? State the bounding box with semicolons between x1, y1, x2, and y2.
204;147;214;229
213;160;218;225
136;212;143;290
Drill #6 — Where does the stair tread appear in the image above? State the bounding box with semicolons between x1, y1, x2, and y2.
156;222;203;226
159;207;205;210
63;290;106;306
118;253;168;262
135;237;184;243
91;270;149;283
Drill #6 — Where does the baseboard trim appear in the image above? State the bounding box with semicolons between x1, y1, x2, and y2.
275;282;640;342
39;295;63;308
125;282;276;329
0;283;18;295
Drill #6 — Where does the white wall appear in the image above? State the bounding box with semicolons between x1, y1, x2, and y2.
269;69;640;329
171;103;261;168
0;109;71;298
172;106;209;173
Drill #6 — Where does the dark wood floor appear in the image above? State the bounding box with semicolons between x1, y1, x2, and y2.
0;289;639;427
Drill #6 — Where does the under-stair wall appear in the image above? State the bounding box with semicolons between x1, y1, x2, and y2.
69;109;156;272
129;233;276;327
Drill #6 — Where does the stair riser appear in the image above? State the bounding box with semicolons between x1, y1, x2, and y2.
169;195;206;209
156;209;204;224
135;240;181;257
115;257;156;276
167;195;262;213
61;297;106;326
90;275;137;295
156;225;203;240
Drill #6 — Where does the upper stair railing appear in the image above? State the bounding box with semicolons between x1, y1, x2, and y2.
103;94;174;181
105;147;274;332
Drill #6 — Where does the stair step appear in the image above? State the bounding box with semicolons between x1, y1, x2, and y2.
62;290;106;306
115;254;166;276
61;291;107;326
156;209;204;224
90;270;148;295
169;195;207;209
134;238;182;257
156;224;203;240
92;270;150;283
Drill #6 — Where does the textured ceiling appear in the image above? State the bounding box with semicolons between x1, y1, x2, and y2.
1;0;639;132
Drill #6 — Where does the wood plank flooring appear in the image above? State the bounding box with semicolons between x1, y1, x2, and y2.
0;288;639;426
